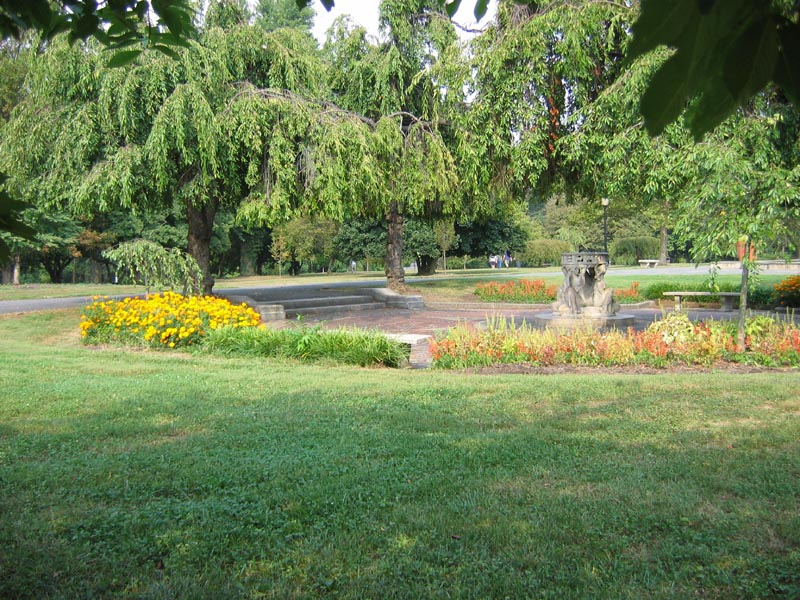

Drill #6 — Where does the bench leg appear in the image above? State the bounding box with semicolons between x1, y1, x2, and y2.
720;298;735;312
674;296;682;311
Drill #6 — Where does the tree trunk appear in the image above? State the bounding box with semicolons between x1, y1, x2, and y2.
12;254;21;285
659;226;669;264
385;201;406;291
416;255;437;276
90;260;102;283
186;198;219;295
737;239;750;352
40;253;72;283
239;237;256;277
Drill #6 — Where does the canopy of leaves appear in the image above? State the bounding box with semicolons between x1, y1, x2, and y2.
103;239;202;296
465;0;631;201
0;0;196;67
256;0;315;32
628;0;800;139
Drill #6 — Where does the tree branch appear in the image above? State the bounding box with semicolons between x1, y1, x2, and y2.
230;83;445;133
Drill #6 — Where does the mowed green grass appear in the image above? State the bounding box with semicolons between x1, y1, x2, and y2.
411;271;788;302
1;310;799;599
0;269;786;303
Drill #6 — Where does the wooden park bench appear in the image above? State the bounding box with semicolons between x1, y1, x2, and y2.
638;259;660;268
663;291;740;312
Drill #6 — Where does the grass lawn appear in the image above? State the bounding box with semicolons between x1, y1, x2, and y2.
1;310;799;598
0;272;388;302
0;268;787;304
409;271;789;304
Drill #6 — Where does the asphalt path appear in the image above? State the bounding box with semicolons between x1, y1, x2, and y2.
0;262;790;315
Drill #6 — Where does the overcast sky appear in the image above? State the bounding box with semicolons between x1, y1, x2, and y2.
311;0;497;44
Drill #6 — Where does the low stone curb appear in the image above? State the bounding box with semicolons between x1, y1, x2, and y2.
386;333;433;369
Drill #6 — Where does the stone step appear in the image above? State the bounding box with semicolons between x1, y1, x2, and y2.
285;301;386;318
273;294;377;310
222;288;425;321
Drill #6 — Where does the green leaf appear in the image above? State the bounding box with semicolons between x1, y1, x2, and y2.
684;79;737;140
152;44;180;60
628;0;696;60
445;0;461;19
156;6;187;35
28;0;53;29
106;21;129;37
135;1;149;19
106;49;142;68
105;33;142;50
156;31;192;49
640;53;691;136
70;12;100;41
722;17;779;102
775;25;800;105
473;0;488;22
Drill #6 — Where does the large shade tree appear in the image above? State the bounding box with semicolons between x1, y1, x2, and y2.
675;93;800;349
317;1;464;288
464;0;632;211
558;48;693;263
1;17;327;293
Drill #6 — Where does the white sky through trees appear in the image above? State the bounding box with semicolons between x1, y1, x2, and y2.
311;0;496;44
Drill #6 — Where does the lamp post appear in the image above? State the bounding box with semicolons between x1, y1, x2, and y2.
601;197;609;253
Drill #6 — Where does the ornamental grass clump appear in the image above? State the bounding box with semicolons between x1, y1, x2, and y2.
201;324;408;367
475;279;558;303
429;313;800;369
80;292;261;348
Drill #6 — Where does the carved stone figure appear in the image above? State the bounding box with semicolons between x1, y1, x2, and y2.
552;252;619;316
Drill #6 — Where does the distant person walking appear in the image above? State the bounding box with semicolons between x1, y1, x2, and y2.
350;260;357;273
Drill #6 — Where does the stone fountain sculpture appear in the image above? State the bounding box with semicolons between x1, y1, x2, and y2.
552;252;619;317
532;251;633;329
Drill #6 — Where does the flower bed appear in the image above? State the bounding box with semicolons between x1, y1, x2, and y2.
429;313;800;369
614;281;642;303
474;279;643;304
80;292;261;348
775;275;800;307
79;292;408;367
474;279;558;303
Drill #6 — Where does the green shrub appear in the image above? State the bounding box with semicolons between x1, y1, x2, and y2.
747;285;776;309
643;281;739;302
610;236;660;266
647;311;695;344
521;239;572;267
